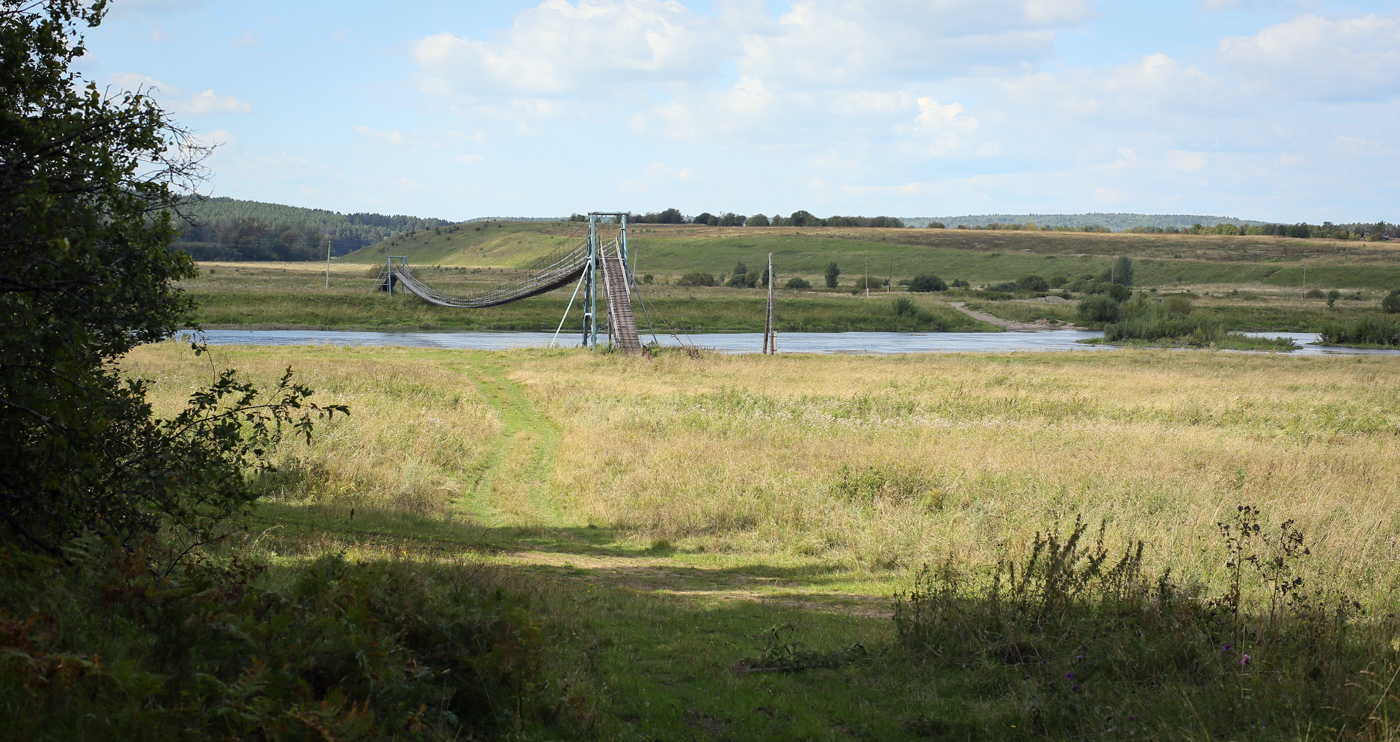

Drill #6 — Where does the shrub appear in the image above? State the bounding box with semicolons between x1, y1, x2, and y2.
824;262;841;288
1319;317;1400;346
1382;289;1400;313
893;510;1384;740
892;296;917;317
1305;288;1325;299
988;281;1020;293
676;272;716;287
1048;275;1068;288
785;277;811;290
1078;295;1120;323
1165;295;1193;315
950;279;970;288
909;274;948;292
1106;283;1132;302
1327;289;1341;308
1016;275;1049;292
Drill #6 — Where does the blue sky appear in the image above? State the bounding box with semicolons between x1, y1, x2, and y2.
80;0;1400;222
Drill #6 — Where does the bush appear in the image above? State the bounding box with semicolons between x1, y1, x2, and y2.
1319;316;1400;346
1382;289;1400;313
0;550;582;739
988;281;1020;293
1305;288;1325;299
1165;295;1193;315
1016;275;1049;291
1106;283;1132;302
785;277;811;290
1078;295;1120;323
909;274;947;292
893;510;1386;740
950;279;970;288
676;272;716;287
892;296;918;317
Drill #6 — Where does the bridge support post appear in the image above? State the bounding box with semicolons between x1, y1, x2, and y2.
584;215;598;348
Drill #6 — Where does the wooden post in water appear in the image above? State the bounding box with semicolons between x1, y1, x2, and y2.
763;252;776;355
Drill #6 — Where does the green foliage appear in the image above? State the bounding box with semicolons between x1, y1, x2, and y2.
1319;316;1400;346
0;549;579;740
676;272;716;287
1165;295;1193;315
1383;289;1400;313
1111;255;1134;285
1077;296;1120;324
1328;289;1341;309
950;278;970;288
824;261;841;288
746;213;770;227
0;1;343;556
892;511;1387;739
908;274;948;292
726;261;758;288
1106;282;1132;302
1016;275;1049;291
176;197;454;260
784;277;811;290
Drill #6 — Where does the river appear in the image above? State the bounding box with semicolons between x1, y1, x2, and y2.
175;329;1400;357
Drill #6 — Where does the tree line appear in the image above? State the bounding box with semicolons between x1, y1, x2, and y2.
173;197;455;260
572;209;905;228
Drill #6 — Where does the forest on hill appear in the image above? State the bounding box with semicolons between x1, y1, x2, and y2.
172;197;455;261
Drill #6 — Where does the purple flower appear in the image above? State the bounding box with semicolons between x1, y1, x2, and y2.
1072;684;1081;692
1129;715;1137;722
1241;654;1251;667
1222;643;1232;652
1065;672;1076;680
1075;654;1083;661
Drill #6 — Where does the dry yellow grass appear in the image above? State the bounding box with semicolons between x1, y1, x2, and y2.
125;342;1400;603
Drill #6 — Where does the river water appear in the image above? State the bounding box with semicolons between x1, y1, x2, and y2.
177;329;1399;357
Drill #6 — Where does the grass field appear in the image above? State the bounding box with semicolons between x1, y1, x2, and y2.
346;221;1400;290
120;341;1400;739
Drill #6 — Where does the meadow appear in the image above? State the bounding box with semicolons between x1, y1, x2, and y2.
116;341;1400;739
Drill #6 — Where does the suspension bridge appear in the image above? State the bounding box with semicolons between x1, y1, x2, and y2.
374;212;656;354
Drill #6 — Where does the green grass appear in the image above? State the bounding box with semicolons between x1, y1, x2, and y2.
185;263;990;332
343;222;1400;290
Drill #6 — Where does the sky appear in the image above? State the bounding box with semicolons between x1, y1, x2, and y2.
79;0;1400;222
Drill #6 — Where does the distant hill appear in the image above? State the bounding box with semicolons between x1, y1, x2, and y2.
905;213;1262;231
173;197;456;261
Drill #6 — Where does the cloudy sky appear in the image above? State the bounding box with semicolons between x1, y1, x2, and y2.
80;0;1399;222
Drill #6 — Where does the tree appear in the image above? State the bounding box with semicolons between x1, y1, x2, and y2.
1111;256;1134;286
1327;289;1340;309
785;277;811;290
1;1;341;554
747;213;770;227
909;274;948;292
824;262;841;288
1383;289;1400;314
693;212;715;225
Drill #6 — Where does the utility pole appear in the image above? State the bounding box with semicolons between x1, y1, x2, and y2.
325;234;331;289
888;259;892;293
865;262;869;298
763;252;776;355
1302;263;1307;296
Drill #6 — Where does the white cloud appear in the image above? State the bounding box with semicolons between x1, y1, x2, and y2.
899;97;996;157
1218;14;1400;101
228;30;262;47
454;153;485;164
108;72;173;93
177;89;251;114
412;0;723;98
355;125;406;145
1200;0;1310;12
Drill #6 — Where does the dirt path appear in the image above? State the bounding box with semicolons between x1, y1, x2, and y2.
948;301;1072;332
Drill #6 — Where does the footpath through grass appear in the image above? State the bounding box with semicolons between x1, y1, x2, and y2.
102;343;1400;739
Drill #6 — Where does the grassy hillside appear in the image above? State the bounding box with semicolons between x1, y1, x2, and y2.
344;221;1400;290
